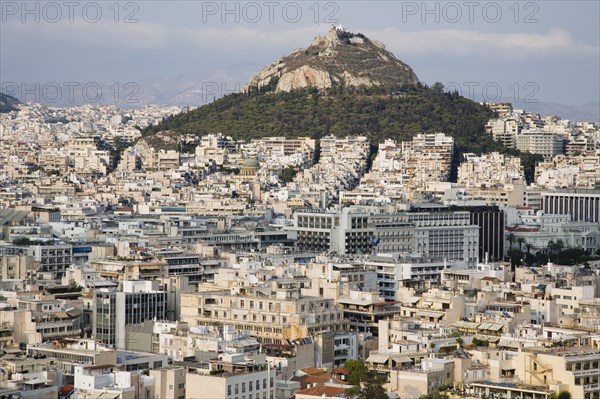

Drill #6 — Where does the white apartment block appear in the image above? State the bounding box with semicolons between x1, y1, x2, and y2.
516;130;565;156
363;253;456;301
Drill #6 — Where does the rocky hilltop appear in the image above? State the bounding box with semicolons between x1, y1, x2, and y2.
243;25;419;93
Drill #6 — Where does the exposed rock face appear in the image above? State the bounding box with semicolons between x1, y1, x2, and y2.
243;26;419;93
277;65;336;92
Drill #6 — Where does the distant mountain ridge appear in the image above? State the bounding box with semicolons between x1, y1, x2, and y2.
0;93;20;113
512;100;600;124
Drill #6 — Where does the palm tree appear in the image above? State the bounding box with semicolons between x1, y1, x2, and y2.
548;240;563;263
517;237;526;252
525;242;533;255
507;233;516;252
547;240;556;255
554;239;565;262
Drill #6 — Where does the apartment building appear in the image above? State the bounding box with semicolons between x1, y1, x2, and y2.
0;254;36;279
180;281;345;344
26;339;117;377
512;346;600;399
252;136;316;158
516;131;565;156
150;366;186;399
13;296;83;345
185;354;275;399
363;253;450;301
337;290;399;335
486;117;521;148
292;206;479;264
293;208;373;254
74;364;155;399
408;208;480;265
30;243;73;280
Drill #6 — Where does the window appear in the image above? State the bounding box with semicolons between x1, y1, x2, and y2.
242;383;246;393
228;385;232;395
249;381;253;391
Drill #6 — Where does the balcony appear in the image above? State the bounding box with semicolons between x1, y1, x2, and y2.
573;368;600;377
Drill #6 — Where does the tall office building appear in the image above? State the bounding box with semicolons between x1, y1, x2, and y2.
93;280;166;349
450;205;505;261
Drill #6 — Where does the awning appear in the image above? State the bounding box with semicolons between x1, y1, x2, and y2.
139;265;159;270
51;312;70;319
416;310;444;319
67;309;82;317
478;323;503;331
24;377;51;385
498;338;520;348
390;356;413;364
366;354;389;364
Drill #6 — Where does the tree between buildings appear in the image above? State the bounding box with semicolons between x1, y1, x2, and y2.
344;360;387;399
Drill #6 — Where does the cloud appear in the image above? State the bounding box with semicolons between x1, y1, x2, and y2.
4;19;170;50
361;28;599;59
176;25;324;51
3;18;598;62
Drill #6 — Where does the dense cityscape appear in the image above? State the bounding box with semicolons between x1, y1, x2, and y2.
1;10;599;399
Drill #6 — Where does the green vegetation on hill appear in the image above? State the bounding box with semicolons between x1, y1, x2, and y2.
144;84;496;149
142;84;543;182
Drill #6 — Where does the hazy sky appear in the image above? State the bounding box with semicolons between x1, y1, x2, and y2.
2;1;599;106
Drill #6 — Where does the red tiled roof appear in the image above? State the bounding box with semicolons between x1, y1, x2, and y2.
332;367;349;375
295;385;348;398
299;367;328;375
59;384;74;395
290;375;346;390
